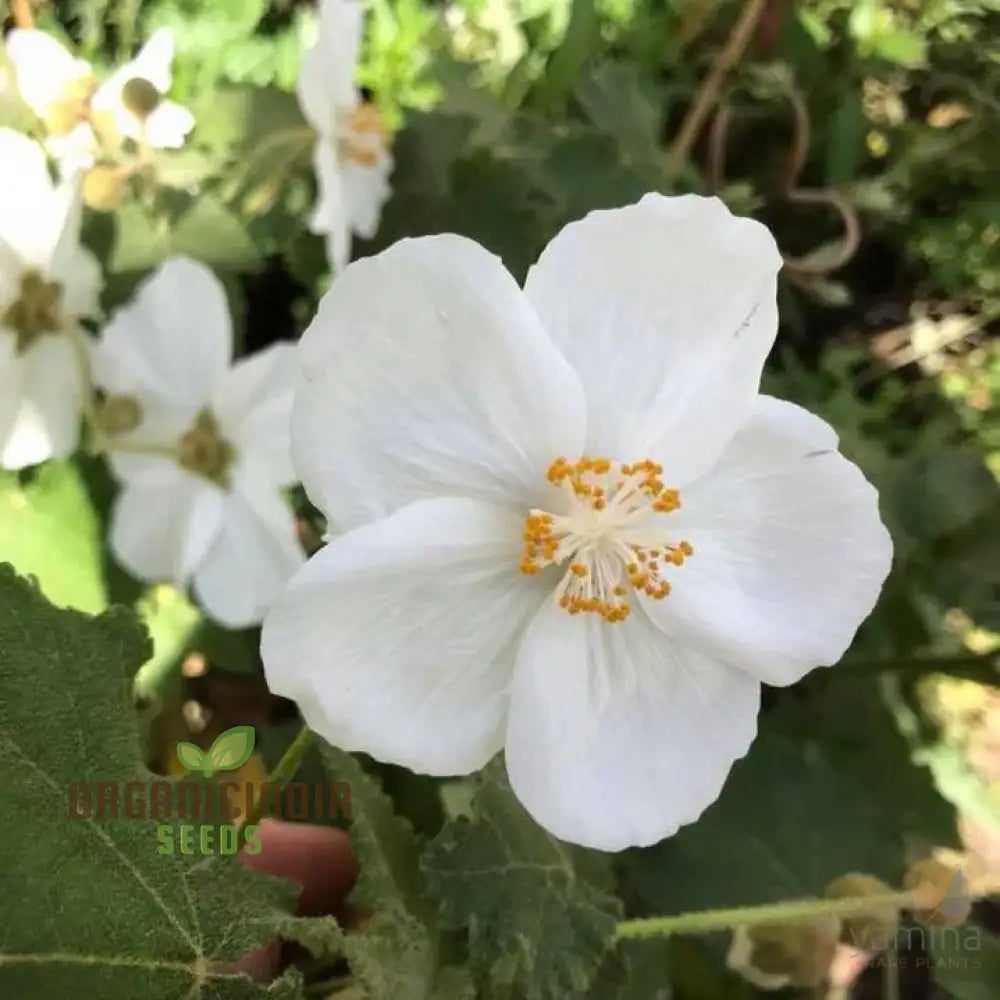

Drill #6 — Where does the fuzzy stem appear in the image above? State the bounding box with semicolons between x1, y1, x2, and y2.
238;725;314;841
615;890;919;940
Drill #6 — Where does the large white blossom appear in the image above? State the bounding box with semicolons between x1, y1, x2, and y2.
0;129;101;469
5;27;193;173
260;194;893;852
296;0;393;273
91;257;304;628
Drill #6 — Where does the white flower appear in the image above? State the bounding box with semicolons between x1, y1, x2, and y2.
91;257;304;628
296;0;393;273
260;194;893;852
5;28;193;173
0;129;101;469
90;29;194;150
5;29;99;173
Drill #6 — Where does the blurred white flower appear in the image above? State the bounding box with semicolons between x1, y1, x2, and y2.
296;0;393;272
91;29;194;150
91;257;304;628
0;129;101;469
5;27;193;173
261;194;894;852
5;29;98;173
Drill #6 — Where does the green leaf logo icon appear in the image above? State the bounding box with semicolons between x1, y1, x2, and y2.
176;726;256;777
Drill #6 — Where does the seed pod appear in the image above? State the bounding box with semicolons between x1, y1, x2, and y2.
903;858;972;927
824;872;898;951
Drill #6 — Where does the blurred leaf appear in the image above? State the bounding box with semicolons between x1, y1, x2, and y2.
573;938;674;999
422;760;621;1000
536;0;600;112
625;685;955;916
889;449;1000;543
575;62;664;167
109;195;260;273
824;89;867;186
0;565;300;999
0;462;106;613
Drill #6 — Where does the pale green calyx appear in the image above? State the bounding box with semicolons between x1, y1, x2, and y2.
177;409;236;487
4;270;64;353
96;393;143;436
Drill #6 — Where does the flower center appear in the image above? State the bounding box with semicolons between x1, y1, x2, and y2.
177;409;237;488
4;270;64;353
519;456;693;624
120;77;162;119
338;101;388;166
45;73;98;136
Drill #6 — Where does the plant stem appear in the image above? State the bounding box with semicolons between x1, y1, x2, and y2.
844;651;999;681
666;0;768;178
11;0;34;28
238;724;314;840
615;890;918;940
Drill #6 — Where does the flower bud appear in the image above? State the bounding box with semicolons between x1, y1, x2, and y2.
903;859;972;927
83;165;126;212
824;873;898;951
121;77;161;119
726;914;841;990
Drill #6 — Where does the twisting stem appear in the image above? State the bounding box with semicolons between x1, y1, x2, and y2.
615;889;919;940
666;0;768;178
238;725;314;842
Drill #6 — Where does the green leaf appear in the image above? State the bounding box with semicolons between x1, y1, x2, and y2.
0;565;300;998
0;462;107;613
574;938;675;999
313;743;474;1000
625;685;955;916
208;726;257;772
175;741;208;773
536;0;600;112
422;760;622;1000
109;195;260;274
574;62;664;168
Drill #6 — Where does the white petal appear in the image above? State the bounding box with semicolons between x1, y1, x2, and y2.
0;128;59;266
523;194;782;484
504;600;760;851
5;30;90;119
308;139;351;272
128;28;175;92
261;496;545;774
0;335;22;454
45;125;99;177
1;335;81;469
48;179;103;319
192;481;304;628
294;234;586;530
143;100;195;149
90;256;231;414
643;396;893;686
214;343;297;487
296;0;362;129
342;153;392;239
110;464;225;584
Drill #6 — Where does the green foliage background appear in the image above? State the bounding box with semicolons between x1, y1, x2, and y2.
1;0;1000;997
